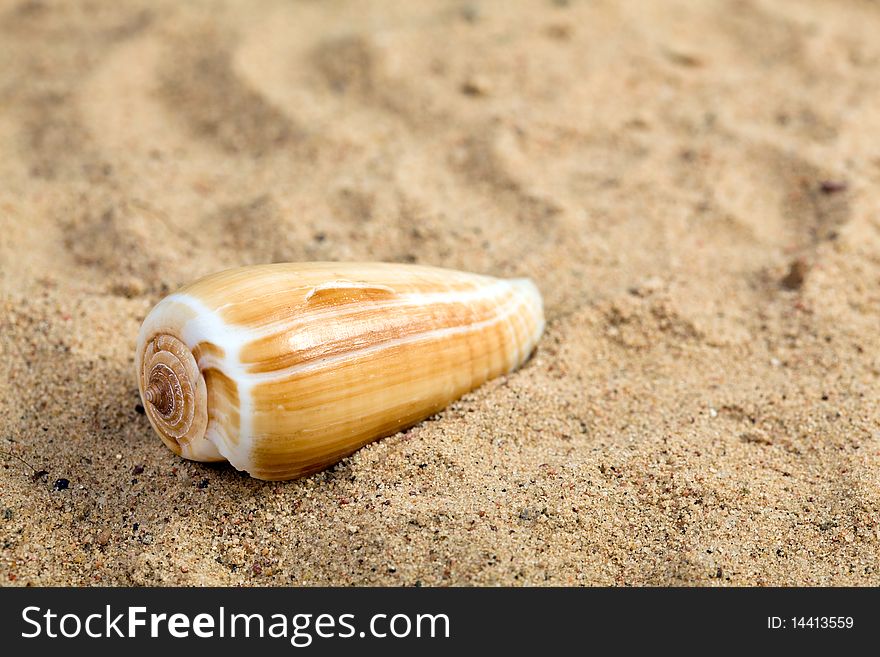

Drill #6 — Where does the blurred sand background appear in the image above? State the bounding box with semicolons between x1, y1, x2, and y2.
2;0;880;586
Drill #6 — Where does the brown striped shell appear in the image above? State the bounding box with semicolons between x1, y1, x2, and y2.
135;262;544;480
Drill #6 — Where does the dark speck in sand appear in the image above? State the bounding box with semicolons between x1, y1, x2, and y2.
818;180;847;194
52;478;69;491
135;403;145;415
198;478;209;489
780;258;809;290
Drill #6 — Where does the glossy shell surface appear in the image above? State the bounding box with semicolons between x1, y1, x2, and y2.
136;262;544;480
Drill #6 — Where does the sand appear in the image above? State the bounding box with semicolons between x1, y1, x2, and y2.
2;0;880;586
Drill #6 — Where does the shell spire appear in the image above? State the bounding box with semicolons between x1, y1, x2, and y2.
135;262;544;480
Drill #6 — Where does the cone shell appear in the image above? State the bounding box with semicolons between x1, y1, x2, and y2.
135;262;544;480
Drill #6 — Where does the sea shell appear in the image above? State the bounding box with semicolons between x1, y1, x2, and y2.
136;262;544;480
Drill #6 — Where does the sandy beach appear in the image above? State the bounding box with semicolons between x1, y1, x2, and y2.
2;0;880;586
